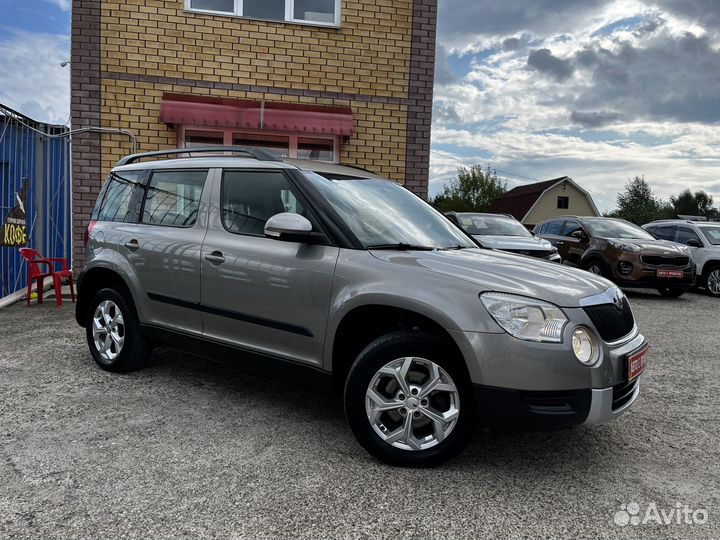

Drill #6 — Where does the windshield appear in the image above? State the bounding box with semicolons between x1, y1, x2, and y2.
584;219;655;240
701;226;720;245
302;172;476;249
457;214;531;237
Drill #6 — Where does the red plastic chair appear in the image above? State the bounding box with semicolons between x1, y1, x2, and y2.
18;248;75;308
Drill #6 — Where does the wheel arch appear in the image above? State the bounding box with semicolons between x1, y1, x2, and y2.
327;302;469;388
76;265;136;327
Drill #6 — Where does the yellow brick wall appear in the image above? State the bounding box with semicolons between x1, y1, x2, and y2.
98;0;414;182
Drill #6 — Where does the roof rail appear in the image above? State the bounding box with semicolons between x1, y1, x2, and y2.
116;146;283;166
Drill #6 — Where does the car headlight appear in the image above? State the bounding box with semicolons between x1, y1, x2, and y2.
610;241;639;252
480;292;568;343
571;327;599;366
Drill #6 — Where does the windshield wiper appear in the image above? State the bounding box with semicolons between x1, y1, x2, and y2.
367;243;438;251
443;245;475;250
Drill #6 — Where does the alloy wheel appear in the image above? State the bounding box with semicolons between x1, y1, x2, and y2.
708;269;720;296
365;357;460;451
92;300;125;361
588;264;603;275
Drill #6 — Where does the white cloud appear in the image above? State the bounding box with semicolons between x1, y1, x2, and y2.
45;0;71;11
0;30;70;124
431;0;720;211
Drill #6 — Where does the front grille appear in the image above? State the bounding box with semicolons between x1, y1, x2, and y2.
612;378;638;410
640;255;690;267
507;249;554;258
583;300;635;342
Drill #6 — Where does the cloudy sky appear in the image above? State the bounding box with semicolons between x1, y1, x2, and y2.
1;0;719;210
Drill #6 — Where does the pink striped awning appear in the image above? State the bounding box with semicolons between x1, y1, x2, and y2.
160;94;354;136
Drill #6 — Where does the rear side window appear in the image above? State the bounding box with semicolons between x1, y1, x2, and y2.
544;221;564;235
92;171;145;223
142;170;207;227
221;170;310;236
652;226;676;241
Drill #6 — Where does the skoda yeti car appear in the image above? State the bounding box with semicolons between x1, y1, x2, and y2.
77;147;650;467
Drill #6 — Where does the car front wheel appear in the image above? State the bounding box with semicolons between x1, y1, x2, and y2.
344;331;474;467
86;288;151;372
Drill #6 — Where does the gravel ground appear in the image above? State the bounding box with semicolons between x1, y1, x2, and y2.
1;290;719;539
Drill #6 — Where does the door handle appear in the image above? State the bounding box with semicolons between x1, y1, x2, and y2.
124;240;140;251
204;251;226;266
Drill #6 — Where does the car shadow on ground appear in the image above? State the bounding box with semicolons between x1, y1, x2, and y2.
142;346;616;472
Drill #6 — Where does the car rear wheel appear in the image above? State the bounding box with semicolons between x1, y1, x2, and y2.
657;287;686;298
344;331;474;467
705;266;720;297
86;288;151;372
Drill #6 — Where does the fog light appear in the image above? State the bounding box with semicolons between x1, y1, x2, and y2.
572;328;597;365
618;261;634;275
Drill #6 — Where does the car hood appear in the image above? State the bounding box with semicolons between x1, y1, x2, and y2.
607;238;689;254
370;248;613;307
473;235;552;251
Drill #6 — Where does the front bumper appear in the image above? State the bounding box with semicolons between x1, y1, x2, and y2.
450;306;648;430
472;377;641;429
610;255;695;288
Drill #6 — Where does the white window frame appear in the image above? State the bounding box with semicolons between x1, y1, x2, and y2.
179;126;340;163
185;0;341;28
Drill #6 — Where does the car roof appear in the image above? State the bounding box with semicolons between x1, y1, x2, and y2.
646;219;717;227
283;159;381;178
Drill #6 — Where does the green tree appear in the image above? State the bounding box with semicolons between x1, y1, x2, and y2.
670;189;715;216
610;175;670;224
430;165;507;213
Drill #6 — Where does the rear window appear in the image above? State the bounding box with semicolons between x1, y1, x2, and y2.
92;171;145;223
141;170;207;227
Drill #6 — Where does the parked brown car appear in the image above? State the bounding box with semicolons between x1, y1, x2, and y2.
534;216;695;297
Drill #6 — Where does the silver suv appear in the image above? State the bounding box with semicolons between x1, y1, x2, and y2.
77;147;650;466
643;219;720;297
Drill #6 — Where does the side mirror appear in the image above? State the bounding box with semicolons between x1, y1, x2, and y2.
571;230;586;240
686;239;703;248
264;213;320;243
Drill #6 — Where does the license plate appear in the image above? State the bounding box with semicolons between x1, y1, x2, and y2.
628;346;649;381
657;269;684;278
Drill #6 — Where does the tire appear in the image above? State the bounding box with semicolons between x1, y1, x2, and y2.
704;265;720;298
582;258;610;278
85;288;151;372
344;330;474;467
657;287;686;298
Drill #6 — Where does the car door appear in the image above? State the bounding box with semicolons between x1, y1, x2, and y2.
200;168;340;368
113;168;210;335
541;220;568;258
675;225;705;270
560;219;590;267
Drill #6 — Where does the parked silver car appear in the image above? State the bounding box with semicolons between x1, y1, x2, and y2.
445;212;561;262
77;147;649;466
643;219;720;297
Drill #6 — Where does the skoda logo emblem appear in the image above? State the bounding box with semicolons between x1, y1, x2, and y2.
612;289;625;309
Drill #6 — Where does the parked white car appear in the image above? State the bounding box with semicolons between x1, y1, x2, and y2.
643;220;720;297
